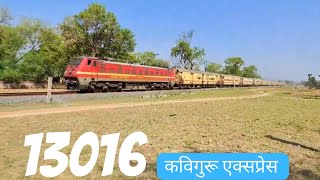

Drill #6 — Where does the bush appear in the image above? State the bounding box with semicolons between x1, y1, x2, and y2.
0;68;22;83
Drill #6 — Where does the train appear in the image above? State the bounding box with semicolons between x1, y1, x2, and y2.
64;56;285;91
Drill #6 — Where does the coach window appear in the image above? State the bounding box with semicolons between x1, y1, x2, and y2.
138;70;143;75
145;69;149;75
155;70;159;76
100;67;105;72
118;67;122;73
87;60;92;66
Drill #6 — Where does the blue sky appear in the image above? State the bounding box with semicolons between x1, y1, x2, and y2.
1;0;320;81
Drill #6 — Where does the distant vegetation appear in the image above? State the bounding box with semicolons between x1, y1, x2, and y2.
170;31;261;78
0;3;262;83
303;74;320;89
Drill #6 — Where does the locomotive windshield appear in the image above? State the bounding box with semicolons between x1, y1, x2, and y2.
69;57;82;66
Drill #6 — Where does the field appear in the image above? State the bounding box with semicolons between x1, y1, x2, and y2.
0;87;319;179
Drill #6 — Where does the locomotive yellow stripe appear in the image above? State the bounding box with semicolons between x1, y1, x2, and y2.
76;71;173;79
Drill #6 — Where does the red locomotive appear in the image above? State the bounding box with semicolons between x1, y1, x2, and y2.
64;57;176;91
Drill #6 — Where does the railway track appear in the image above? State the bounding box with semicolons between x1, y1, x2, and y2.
0;86;278;97
0;90;78;97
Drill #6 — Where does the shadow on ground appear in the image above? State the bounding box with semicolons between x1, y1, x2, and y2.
265;135;319;152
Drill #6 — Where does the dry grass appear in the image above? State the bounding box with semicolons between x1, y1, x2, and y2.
0;87;319;179
273;87;320;100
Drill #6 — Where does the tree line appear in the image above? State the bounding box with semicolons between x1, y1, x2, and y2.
0;3;261;83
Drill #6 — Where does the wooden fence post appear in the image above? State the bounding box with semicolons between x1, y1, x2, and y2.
47;77;52;103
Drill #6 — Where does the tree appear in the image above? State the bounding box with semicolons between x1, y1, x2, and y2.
18;18;44;55
134;51;169;68
0;26;26;69
60;3;135;58
171;31;205;69
242;65;261;78
206;62;222;73
0;7;12;25
1;18;68;83
0;9;25;83
223;57;245;76
18;20;67;82
0;7;12;49
306;74;319;89
0;25;26;83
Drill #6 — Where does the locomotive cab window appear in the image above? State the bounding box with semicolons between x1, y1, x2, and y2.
87;60;92;66
69;57;82;66
93;61;97;67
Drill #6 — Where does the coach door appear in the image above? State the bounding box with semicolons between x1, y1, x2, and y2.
190;73;194;85
202;74;204;85
89;59;99;81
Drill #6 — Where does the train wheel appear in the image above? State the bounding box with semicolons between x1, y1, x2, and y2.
102;86;108;92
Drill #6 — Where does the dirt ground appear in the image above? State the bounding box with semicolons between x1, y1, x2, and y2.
0;88;319;179
0;91;268;119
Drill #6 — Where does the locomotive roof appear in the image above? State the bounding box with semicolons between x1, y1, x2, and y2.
176;68;220;75
98;59;171;70
78;56;171;70
77;56;99;59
